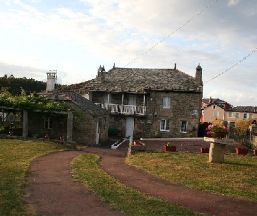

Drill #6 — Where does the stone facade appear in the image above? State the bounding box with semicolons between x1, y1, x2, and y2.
27;111;67;139
69;65;203;138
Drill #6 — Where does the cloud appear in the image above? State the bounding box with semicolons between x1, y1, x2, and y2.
228;0;240;6
0;0;256;105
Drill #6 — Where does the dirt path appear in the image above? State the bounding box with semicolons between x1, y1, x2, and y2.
25;151;124;216
86;148;257;216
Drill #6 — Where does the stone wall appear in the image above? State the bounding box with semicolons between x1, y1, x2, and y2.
105;91;201;138
143;91;202;138
67;102;109;145
28;112;67;139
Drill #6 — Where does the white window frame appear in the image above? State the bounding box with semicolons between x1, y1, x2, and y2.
180;120;188;133
160;119;170;132
44;117;52;129
162;97;171;109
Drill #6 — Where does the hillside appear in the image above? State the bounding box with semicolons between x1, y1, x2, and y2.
0;75;59;94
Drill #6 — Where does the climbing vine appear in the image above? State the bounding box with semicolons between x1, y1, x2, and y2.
0;91;68;112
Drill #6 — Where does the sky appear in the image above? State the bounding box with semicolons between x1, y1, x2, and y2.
0;0;256;106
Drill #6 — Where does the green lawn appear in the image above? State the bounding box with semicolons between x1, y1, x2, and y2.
71;154;205;216
127;152;257;201
0;139;64;216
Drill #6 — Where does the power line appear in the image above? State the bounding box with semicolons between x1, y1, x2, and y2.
123;0;218;67
204;47;257;84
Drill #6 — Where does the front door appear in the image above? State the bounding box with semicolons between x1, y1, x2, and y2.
125;117;134;138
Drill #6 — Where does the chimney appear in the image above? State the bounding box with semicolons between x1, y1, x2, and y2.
195;64;202;85
97;65;106;82
46;70;57;92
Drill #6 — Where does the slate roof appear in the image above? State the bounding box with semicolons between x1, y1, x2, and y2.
231;106;257;113
42;91;107;116
68;67;202;93
202;98;233;110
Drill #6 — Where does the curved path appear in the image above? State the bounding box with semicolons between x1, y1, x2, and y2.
86;148;257;216
25;151;124;216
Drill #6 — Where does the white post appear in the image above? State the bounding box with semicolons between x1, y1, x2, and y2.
143;94;146;114
122;93;124;105
22;110;28;138
107;93;110;104
67;111;73;143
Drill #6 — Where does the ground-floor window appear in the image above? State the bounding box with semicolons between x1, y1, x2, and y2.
160;119;170;132
180;120;187;133
44;117;52;129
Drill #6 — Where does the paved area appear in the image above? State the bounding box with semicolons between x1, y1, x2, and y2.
25;148;257;216
25;151;124;216
86;147;257;216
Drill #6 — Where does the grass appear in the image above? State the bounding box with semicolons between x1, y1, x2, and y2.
0;139;65;216
127;152;257;201
71;154;205;216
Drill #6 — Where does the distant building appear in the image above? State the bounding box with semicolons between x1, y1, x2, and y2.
201;98;257;126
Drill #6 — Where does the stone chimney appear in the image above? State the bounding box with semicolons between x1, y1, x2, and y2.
195;64;202;85
46;71;57;92
97;65;106;82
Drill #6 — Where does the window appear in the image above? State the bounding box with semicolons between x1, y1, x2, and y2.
180;121;187;133
44;118;52;129
213;111;219;118
163;97;171;109
228;112;232;118
243;113;249;119
235;112;239;118
160;119;170;131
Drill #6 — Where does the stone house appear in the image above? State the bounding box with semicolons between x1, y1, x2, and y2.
69;64;203;138
41;91;109;145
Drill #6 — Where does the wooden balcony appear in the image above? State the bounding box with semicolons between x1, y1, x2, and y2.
95;103;146;116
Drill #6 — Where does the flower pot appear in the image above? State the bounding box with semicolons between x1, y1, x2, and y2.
235;147;248;155
253;149;257;156
164;145;176;152
201;147;209;153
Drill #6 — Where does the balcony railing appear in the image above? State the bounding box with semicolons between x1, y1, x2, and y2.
95;103;146;116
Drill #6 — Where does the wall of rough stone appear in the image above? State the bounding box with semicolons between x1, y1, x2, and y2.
143;91;202;138
90;90;202;138
28;112;67;139
68;102;109;145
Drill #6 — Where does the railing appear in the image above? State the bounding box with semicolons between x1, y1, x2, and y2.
95;103;146;116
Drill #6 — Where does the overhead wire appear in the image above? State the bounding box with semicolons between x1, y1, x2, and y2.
204;47;257;84
123;0;219;67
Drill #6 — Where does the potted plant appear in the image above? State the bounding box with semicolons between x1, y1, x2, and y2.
163;142;176;152
200;147;209;153
235;146;248;155
131;140;146;153
253;149;257;156
206;123;228;139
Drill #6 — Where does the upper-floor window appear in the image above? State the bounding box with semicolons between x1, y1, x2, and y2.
228;112;232;117
180;121;187;133
213;111;219;118
160;119;170;131
243;113;249;119
163;97;171;109
235;112;239;118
